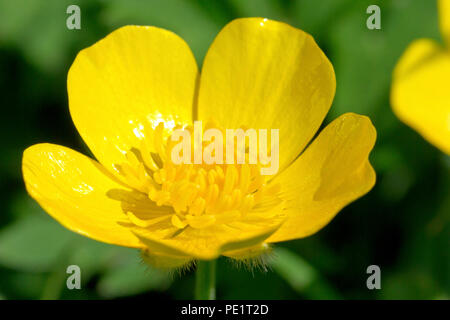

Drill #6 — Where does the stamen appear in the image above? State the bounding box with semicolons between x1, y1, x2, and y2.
116;121;283;230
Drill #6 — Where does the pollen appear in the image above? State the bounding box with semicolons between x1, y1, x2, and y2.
115;121;283;230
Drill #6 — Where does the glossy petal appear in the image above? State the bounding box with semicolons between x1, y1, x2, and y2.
391;39;450;154
131;216;284;260
197;18;336;172
267;113;376;242
439;0;450;45
68;25;198;174
22;143;143;248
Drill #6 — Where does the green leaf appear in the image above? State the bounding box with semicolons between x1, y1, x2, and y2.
0;213;74;272
271;247;341;299
97;249;171;298
68;238;119;282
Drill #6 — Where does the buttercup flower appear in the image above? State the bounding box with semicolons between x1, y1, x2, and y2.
22;18;376;268
391;0;450;154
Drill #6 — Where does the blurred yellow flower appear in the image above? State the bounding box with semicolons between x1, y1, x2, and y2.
391;0;450;154
22;18;376;268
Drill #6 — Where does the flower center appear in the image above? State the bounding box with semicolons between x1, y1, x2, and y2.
115;121;282;230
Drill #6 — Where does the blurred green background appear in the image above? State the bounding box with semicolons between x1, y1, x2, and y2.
0;0;448;300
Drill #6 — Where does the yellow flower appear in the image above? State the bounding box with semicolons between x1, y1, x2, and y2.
22;18;376;268
391;0;450;154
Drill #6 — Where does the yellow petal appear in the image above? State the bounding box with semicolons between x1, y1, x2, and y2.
132;220;283;260
391;39;450;154
197;18;336;172
22;143;143;248
68;25;198;174
267;113;376;242
439;0;450;45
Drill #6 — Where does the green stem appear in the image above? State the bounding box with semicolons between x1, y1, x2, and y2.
195;259;216;300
